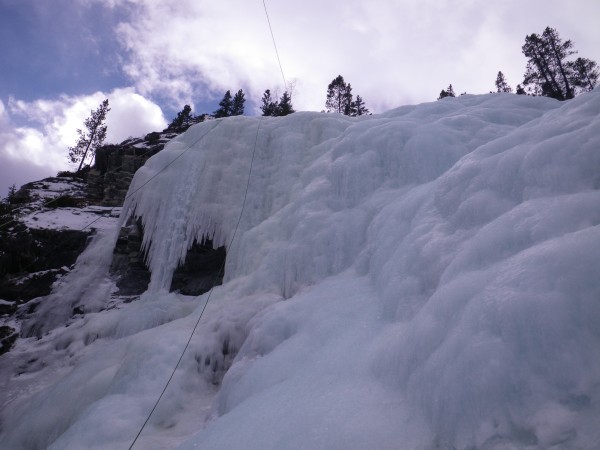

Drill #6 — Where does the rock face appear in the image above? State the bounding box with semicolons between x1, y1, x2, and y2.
110;216;226;296
99;124;226;297
87;131;178;206
171;239;226;295
0;228;90;301
109;216;151;296
1;130;177;314
0;178;94;354
0;325;17;355
0;178;92;284
0;122;225;355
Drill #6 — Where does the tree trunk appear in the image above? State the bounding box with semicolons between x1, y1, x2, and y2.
77;128;96;172
549;39;574;99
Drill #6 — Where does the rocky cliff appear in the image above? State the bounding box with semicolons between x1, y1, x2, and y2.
0;125;224;354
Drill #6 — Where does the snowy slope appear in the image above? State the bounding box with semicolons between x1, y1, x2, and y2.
12;178;120;232
1;91;600;449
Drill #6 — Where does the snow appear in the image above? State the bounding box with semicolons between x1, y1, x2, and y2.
13;177;120;232
21;205;120;231
1;91;600;449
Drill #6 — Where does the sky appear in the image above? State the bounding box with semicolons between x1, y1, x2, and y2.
1;0;599;196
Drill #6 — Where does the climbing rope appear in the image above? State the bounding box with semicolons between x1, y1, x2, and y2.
129;3;286;444
128;116;263;449
262;0;287;89
82;120;222;232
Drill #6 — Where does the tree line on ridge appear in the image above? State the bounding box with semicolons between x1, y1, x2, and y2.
67;26;597;172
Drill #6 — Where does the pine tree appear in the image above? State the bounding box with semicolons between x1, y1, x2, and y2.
214;90;233;118
542;27;575;99
569;57;599;93
261;89;278;116
325;75;366;116
495;71;512;93
276;91;295;116
168;105;194;130
351;95;369;116
326;75;350;114
231;89;246;116
7;184;16;203
68;99;110;172
438;84;456;100
0;185;16;222
520;27;594;100
342;83;354;116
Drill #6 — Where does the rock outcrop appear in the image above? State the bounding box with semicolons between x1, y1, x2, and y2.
87;131;179;206
0;121;224;354
0;178;94;353
110;217;226;296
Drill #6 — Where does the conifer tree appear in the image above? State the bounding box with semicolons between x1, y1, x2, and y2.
495;71;512;93
7;184;16;202
325;75;367;116
438;84;456;99
68;99;110;172
569;57;599;93
342;83;354;116
277;91;295;116
168;105;194;130
214;90;233;118
326;75;350;114
231;89;246;116
520;26;596;100
261;89;278;116
351;95;369;116
0;185;17;222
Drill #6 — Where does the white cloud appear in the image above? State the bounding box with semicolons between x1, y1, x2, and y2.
0;89;167;194
3;0;599;195
96;0;600;113
0;100;55;196
104;88;167;140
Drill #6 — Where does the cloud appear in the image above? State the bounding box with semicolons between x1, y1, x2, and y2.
0;89;167;195
94;0;600;113
103;88;168;140
2;0;599;196
0;100;52;196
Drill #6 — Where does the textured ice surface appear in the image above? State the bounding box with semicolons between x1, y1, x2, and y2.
1;92;599;449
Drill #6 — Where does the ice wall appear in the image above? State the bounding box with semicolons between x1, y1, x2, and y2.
123;93;565;296
2;91;600;450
